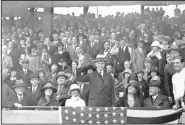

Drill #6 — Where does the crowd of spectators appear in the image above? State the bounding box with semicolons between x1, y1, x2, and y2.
2;7;185;110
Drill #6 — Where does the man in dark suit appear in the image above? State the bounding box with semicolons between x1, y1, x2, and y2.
7;79;35;109
67;36;78;60
76;54;115;107
25;73;42;105
44;37;56;57
18;59;33;86
54;72;71;106
88;34;101;59
144;80;171;109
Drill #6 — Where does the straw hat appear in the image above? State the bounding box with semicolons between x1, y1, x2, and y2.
56;71;68;80
93;54;107;63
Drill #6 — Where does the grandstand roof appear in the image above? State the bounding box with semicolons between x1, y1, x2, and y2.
2;1;185;16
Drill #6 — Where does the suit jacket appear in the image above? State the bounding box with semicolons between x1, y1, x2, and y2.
144;94;171;109
76;68;115;107
67;44;77;60
54;84;71;101
25;86;42;105
116;96;142;107
131;48;146;71
18;68;33;85
7;92;36;108
80;83;90;106
2;82;15;100
7;48;20;68
46;45;56;57
88;42;101;59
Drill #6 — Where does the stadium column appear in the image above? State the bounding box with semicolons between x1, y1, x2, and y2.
29;8;35;28
83;6;89;15
43;7;53;37
141;5;144;22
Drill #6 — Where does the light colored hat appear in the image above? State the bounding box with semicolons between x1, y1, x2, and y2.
93;54;107;63
68;84;81;95
122;69;132;76
151;41;161;48
41;82;57;93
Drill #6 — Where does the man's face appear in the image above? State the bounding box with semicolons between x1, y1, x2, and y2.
124;61;131;69
120;40;127;47
137;73;143;78
75;47;81;54
30;78;39;87
138;42;144;48
58;45;64;51
8;42;14;49
104;42;110;50
44;38;51;45
173;58;184;71
51;65;57;73
22;63;29;69
53;34;59;41
111;33;116;40
57;77;66;85
15;87;25;95
149;86;159;96
2;47;7;54
89;35;94;43
72;62;77;69
95;61;105;71
170;50;180;59
72;37;77;44
65;31;70;38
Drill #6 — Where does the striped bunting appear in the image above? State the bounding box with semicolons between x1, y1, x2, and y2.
127;108;183;124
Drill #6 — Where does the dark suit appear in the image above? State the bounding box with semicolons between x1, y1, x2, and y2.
7;92;36;109
54;84;71;102
88;42;101;59
164;63;176;99
25;86;42;105
116;96;142;107
144;94;171;109
7;48;20;68
76;68;115;107
67;44;77;60
46;45;56;57
80;84;90;106
18;68;33;85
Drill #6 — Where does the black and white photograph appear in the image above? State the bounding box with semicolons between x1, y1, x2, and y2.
1;1;185;124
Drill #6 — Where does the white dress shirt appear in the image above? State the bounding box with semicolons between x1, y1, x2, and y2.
172;68;185;101
97;70;104;77
17;94;23;102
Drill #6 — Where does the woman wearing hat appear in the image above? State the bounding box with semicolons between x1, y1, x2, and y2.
147;41;166;77
116;81;143;107
65;84;86;107
37;69;48;88
37;82;57;106
135;69;149;101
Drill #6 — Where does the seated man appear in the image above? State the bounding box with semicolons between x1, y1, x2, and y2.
7;79;35;109
144;80;171;110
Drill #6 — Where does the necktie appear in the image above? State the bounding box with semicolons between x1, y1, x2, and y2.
19;96;23;105
99;71;102;78
32;87;36;94
24;69;27;74
57;86;62;95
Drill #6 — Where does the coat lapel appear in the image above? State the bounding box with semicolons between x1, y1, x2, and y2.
152;94;164;106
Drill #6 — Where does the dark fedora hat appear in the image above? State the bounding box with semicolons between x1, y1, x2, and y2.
167;45;181;53
40;82;57;93
93;54;107;63
150;66;159;74
81;65;96;74
135;69;144;75
149;80;160;88
29;73;39;80
12;79;27;88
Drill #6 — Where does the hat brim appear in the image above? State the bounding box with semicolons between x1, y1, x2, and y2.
68;88;81;96
41;86;57;93
149;84;160;88
122;72;131;76
135;71;144;75
12;84;28;88
167;48;181;53
56;74;68;80
93;58;107;63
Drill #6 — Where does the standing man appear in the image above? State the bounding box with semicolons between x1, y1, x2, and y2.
172;56;185;109
164;45;182;104
76;54;115;107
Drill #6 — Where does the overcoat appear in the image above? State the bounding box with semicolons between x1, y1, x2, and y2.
76;68;115;107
